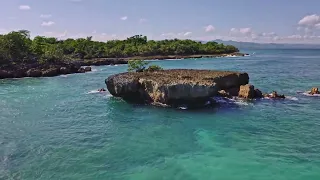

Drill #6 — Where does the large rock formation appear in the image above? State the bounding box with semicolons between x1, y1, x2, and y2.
106;69;261;108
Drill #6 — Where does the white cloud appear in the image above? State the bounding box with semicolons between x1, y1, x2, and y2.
92;30;97;34
0;28;8;34
120;16;128;20
261;32;277;37
239;28;252;35
41;21;55;27
40;14;52;18
19;5;31;10
161;32;192;38
230;28;238;33
139;18;147;23
287;35;303;39
70;0;83;2
204;25;215;32
161;33;175;37
230;27;253;36
183;32;192;36
315;23;320;29
43;31;67;38
298;14;320;26
68;32;120;41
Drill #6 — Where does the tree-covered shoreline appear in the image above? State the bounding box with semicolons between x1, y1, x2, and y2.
0;30;239;67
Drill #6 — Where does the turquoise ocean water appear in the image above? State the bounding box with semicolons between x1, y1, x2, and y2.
1;49;320;180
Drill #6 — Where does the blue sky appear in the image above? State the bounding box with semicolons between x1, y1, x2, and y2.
1;0;320;43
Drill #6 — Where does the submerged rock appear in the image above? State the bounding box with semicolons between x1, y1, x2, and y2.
84;66;92;72
78;68;85;73
310;87;319;95
106;69;250;108
264;91;285;99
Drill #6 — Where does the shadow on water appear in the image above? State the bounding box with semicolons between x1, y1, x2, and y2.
103;95;254;116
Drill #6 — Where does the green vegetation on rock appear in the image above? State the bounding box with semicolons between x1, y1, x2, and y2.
0;30;239;67
128;60;150;72
128;60;163;72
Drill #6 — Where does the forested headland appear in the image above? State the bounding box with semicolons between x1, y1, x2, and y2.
0;30;240;78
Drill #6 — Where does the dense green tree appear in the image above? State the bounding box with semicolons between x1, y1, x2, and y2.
0;30;239;67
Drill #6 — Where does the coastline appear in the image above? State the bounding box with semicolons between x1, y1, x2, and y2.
80;52;246;66
0;52;245;79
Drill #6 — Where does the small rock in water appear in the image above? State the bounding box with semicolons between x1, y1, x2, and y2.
264;91;285;99
84;66;92;72
78;68;85;73
309;87;319;95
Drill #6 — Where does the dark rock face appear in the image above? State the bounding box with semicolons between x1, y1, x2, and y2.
254;89;263;98
0;70;13;79
84;66;92;72
42;68;59;77
78;68;85;73
60;67;70;74
26;69;42;77
81;59;128;66
106;69;250;108
0;62;91;79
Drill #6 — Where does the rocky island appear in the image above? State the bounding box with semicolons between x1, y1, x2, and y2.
106;69;264;108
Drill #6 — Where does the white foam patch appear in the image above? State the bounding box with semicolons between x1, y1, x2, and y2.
91;69;98;72
87;90;100;94
178;106;188;110
225;55;237;58
212;97;249;106
286;96;299;101
87;90;108;94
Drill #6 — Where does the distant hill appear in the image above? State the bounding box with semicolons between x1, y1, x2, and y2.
209;40;320;50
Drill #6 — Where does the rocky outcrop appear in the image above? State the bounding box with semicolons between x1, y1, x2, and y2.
26;69;42;77
309;87;319;95
106;69;252;108
42;68;59;77
81;59;128;66
238;84;263;99
60;67;70;74
0;70;13;79
78;68;85;73
238;84;255;99
264;91;285;99
84;66;92;72
0;62;91;79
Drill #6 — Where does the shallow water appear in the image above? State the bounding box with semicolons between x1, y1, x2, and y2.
1;49;320;180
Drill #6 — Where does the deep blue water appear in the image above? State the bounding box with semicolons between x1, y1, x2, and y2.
1;49;320;180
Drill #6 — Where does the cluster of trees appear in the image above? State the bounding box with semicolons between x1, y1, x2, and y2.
0;30;239;66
